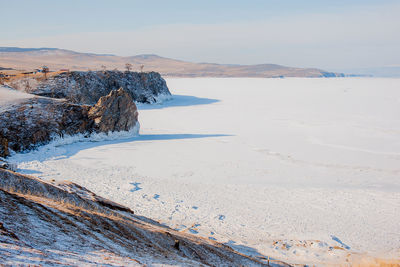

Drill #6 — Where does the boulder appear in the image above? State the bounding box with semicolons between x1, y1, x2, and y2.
88;88;138;132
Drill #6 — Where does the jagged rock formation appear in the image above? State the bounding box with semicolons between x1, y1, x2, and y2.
9;70;171;104
0;88;139;158
0;168;287;266
89;88;138;132
0;98;90;158
1;69;169;158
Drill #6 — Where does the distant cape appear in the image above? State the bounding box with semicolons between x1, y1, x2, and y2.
0;47;344;78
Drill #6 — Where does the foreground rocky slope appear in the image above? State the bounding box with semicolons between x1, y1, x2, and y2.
0;87;138;158
0;168;287;266
9;70;171;104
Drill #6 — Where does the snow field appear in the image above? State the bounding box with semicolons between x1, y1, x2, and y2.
10;77;400;265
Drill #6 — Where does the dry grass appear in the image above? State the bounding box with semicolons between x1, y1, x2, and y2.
0;168;283;266
2;171;396;266
4;70;66;82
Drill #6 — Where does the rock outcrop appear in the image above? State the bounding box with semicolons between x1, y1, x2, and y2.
0;98;90;157
0;88;138;158
9;70;171;104
88;88;138;132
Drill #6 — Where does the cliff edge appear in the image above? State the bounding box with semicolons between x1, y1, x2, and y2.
9;70;171;104
0;87;139;158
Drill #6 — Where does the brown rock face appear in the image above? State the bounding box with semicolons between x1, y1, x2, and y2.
0;88;139;158
0;136;9;158
0;98;93;156
88;88;138;133
10;71;171;105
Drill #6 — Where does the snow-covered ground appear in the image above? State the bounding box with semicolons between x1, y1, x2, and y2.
9;78;400;265
0;86;33;111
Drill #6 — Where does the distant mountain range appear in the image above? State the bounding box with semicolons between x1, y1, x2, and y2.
0;47;345;78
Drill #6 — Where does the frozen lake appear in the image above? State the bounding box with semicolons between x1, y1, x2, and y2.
11;77;400;265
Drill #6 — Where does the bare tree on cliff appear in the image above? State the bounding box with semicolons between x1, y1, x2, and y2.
125;63;132;73
42;66;49;80
140;65;144;73
101;65;107;73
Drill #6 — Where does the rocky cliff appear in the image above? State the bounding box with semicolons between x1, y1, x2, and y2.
9;70;171;104
0;88;138;158
88;87;139;132
1;70;171;158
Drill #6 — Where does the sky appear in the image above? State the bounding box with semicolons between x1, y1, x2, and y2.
1;0;400;70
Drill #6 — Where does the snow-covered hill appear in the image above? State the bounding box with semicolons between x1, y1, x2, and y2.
0;86;33;112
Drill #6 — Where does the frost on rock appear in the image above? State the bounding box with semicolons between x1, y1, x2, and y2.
0;88;139;157
9;70;172;105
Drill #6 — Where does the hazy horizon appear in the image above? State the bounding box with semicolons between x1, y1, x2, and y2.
1;0;400;71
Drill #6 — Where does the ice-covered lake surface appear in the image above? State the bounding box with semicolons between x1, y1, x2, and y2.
10;78;400;265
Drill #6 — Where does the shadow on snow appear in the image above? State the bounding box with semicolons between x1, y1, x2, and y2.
134;133;229;141
59;133;231;159
20;133;232;164
225;240;282;264
137;94;220;110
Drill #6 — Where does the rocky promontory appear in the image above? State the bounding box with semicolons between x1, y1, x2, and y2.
0;87;139;158
1;70;172;159
9;70;171;104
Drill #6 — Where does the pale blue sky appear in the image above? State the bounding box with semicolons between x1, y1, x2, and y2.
1;0;399;69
